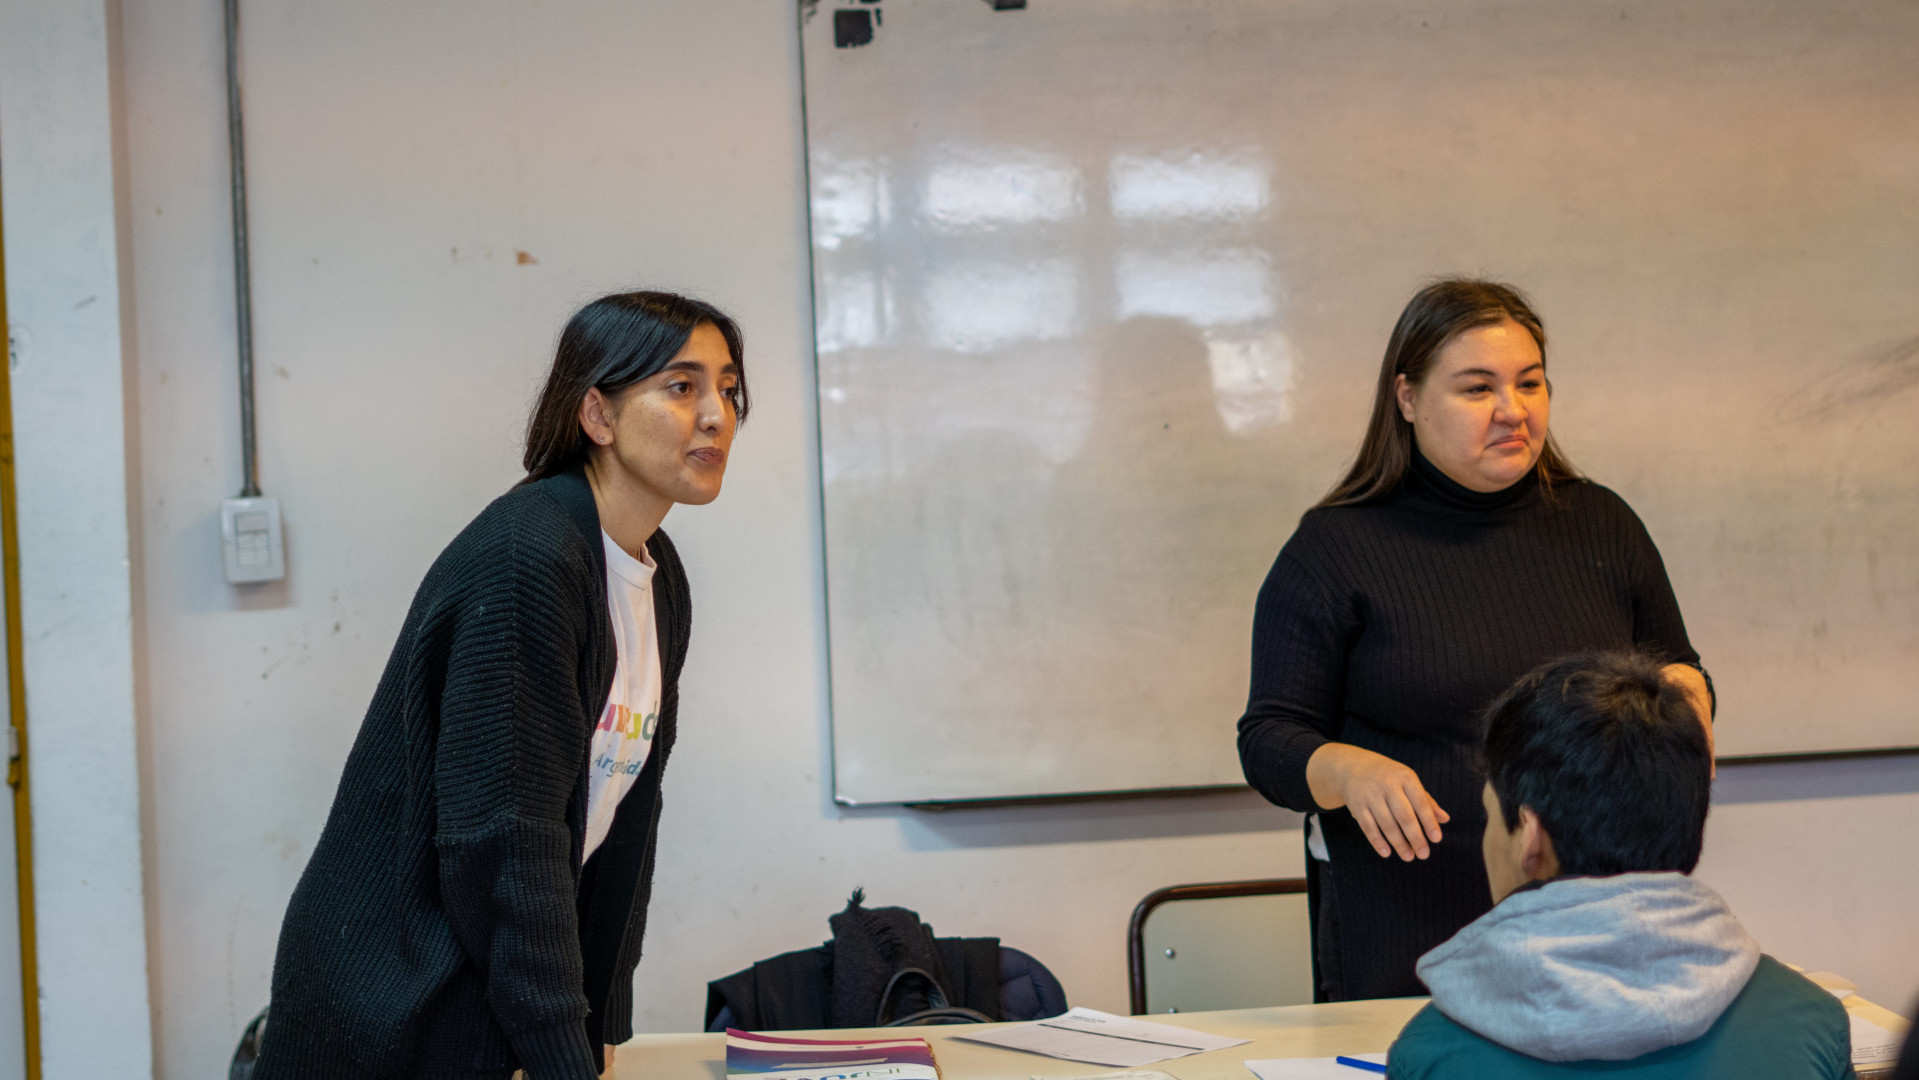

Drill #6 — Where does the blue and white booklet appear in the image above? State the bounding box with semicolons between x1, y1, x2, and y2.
726;1028;941;1080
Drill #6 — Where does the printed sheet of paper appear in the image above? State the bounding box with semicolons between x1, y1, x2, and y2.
955;1007;1249;1067
1031;1071;1180;1080
1851;1014;1903;1066
1244;1053;1388;1079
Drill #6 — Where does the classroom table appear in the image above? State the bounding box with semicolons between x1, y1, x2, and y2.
612;992;1911;1079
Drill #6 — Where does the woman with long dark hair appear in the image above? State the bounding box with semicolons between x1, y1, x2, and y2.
255;291;748;1080
1237;280;1713;1001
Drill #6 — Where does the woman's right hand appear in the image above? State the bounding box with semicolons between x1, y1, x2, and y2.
1305;743;1450;861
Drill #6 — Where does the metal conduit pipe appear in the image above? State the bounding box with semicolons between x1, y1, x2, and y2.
225;0;258;499
220;0;286;584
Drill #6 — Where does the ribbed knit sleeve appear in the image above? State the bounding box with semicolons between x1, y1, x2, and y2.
1238;524;1361;813
1614;498;1713;718
431;498;603;1080
1619;502;1702;669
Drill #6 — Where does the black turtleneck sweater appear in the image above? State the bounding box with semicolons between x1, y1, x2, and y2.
1237;453;1701;1000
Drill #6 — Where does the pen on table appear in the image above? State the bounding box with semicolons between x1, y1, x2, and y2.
1335;1056;1387;1074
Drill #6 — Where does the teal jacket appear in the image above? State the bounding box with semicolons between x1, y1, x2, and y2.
1390;955;1854;1079
1385;873;1853;1080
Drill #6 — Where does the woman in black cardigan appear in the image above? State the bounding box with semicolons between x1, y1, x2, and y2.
1237;280;1714;1002
255;292;748;1080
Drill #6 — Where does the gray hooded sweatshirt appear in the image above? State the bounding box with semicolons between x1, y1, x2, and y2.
1414;872;1761;1063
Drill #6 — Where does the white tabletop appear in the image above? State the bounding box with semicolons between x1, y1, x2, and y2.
612;993;1910;1080
612;997;1424;1080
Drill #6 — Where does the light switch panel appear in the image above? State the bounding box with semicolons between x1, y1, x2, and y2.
221;496;285;584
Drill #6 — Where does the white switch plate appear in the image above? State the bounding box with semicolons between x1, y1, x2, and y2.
221;496;286;584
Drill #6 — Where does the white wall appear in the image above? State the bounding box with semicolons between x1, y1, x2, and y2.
0;0;156;1075
9;0;1908;1077
1697;757;1919;1005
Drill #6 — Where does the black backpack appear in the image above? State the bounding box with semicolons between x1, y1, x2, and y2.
705;889;1067;1031
229;1006;267;1080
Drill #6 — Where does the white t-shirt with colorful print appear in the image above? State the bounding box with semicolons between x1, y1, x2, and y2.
582;530;663;862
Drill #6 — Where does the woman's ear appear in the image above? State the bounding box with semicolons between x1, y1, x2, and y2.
578;387;617;448
1394;373;1417;424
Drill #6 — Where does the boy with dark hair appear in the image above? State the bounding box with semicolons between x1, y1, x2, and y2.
1387;651;1854;1079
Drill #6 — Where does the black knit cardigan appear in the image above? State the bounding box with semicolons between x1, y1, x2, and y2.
1237;452;1701;1000
255;467;689;1080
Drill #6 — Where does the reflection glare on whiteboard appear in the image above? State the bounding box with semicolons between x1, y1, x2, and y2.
1110;152;1269;220
1116;249;1274;328
922;258;1080;353
812;158;889;250
817;270;891;353
1206;331;1296;434
922;149;1082;230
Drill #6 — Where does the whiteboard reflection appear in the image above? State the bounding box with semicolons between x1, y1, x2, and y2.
818;338;1096;488
1111;152;1270;221
1205;332;1297;435
811;157;889;251
921;258;1080;353
816;270;893;354
921;148;1083;230
1115;249;1275;328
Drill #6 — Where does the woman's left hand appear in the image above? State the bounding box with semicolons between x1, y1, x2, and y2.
1661;663;1714;776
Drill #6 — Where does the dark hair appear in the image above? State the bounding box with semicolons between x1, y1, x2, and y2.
521;291;748;482
1316;279;1581;508
1482;650;1711;876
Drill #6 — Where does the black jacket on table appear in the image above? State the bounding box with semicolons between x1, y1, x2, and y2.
254;467;689;1080
1236;451;1702;1000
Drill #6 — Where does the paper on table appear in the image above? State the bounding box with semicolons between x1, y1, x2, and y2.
1244;1053;1388;1079
1852;1014;1903;1066
1041;1009;1251;1052
1030;1071;1180;1080
955;1007;1250;1067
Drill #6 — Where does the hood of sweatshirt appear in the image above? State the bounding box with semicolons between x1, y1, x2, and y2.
1415;872;1761;1063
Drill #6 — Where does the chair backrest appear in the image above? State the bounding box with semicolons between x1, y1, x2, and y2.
1127;879;1311;1015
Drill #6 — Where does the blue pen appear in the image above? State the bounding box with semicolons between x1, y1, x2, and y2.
1335;1055;1388;1074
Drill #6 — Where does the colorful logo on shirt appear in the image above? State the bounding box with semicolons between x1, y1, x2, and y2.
596;701;658;740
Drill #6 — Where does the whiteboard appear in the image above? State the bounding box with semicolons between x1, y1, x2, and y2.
803;0;1919;804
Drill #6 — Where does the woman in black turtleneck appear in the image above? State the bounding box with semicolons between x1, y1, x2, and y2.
1237;280;1715;1002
